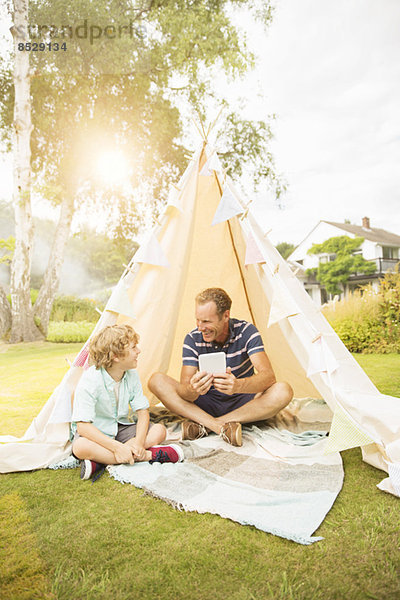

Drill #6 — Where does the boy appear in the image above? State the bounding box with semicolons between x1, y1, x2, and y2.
72;324;183;480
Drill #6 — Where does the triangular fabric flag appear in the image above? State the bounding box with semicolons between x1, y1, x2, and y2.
166;185;183;212
325;403;374;454
211;185;243;225
106;282;136;319
133;233;170;267
73;343;89;367
388;462;400;496
267;281;300;327
245;231;265;265
200;152;223;176
307;336;339;377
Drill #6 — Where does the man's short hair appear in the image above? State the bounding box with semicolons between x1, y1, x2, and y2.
195;288;232;317
89;324;139;370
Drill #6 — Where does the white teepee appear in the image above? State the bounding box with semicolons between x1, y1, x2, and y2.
1;139;399;499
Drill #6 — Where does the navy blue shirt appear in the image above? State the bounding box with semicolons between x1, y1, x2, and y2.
182;318;265;400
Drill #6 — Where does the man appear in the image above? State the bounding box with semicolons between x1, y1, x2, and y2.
148;288;293;447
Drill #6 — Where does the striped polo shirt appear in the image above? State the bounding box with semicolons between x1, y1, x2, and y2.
182;318;265;398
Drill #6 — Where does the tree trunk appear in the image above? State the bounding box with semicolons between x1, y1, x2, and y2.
33;194;75;335
0;286;12;338
9;0;43;342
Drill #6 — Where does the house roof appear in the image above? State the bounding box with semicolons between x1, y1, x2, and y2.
322;221;400;246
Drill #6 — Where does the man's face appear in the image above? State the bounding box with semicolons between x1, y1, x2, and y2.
195;301;230;343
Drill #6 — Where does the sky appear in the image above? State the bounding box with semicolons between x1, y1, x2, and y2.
1;0;400;246
245;0;400;244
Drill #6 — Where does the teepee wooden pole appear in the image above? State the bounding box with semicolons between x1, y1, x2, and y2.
191;117;205;141
213;172;256;325
206;106;224;138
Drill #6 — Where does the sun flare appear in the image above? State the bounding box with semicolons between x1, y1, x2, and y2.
95;150;130;186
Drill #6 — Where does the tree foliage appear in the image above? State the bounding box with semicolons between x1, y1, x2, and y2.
0;236;15;265
1;0;279;228
306;235;376;295
275;241;295;259
0;0;280;340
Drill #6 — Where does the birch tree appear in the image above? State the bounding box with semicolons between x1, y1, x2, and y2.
8;0;42;341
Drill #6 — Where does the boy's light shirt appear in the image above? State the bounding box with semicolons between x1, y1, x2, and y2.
71;366;149;438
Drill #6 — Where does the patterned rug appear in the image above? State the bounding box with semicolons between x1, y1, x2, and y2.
108;411;343;545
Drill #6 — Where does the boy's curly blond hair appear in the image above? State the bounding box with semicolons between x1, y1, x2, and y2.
89;324;139;370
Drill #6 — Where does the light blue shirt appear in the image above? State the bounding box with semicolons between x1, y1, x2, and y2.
71;366;149;438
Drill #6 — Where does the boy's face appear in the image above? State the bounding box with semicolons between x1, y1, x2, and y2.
114;343;140;370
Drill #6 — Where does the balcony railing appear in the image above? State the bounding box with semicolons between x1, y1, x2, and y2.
349;257;399;279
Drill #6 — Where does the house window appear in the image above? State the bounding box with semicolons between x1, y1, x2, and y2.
319;254;336;264
382;246;399;259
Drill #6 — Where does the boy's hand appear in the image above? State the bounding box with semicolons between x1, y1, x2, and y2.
126;438;146;460
113;441;135;464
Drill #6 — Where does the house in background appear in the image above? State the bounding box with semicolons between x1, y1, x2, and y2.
288;217;400;306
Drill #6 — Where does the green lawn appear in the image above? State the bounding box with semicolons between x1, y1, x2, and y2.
0;343;399;600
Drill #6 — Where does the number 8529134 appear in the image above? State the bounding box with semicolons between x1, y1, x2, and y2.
18;42;67;51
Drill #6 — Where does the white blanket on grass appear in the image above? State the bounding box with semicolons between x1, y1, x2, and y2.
108;425;344;545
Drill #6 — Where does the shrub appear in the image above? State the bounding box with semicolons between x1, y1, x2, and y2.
46;321;95;343
322;270;400;353
50;295;104;323
6;291;104;323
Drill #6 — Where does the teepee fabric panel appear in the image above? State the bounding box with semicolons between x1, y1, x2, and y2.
117;152;201;390
166;163;253;381
228;217;321;399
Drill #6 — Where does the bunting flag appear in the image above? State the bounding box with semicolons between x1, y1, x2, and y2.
73;344;89;367
267;281;300;327
166;185;183;212
388;462;400;496
200;152;223;176
325;403;375;454
245;231;265;265
133;233;170;267
307;336;338;377
106;282;136;319
211;185;243;225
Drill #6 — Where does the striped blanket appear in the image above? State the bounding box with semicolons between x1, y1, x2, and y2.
108;416;343;545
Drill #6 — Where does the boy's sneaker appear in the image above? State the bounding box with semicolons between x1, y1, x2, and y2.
149;444;184;464
80;459;105;480
181;420;209;441
220;422;242;447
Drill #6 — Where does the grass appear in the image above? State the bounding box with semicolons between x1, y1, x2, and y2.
353;354;400;397
0;343;399;600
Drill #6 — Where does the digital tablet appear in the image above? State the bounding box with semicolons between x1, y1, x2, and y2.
198;352;226;375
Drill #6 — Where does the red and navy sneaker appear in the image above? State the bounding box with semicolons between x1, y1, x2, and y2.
149;444;184;464
80;459;106;481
